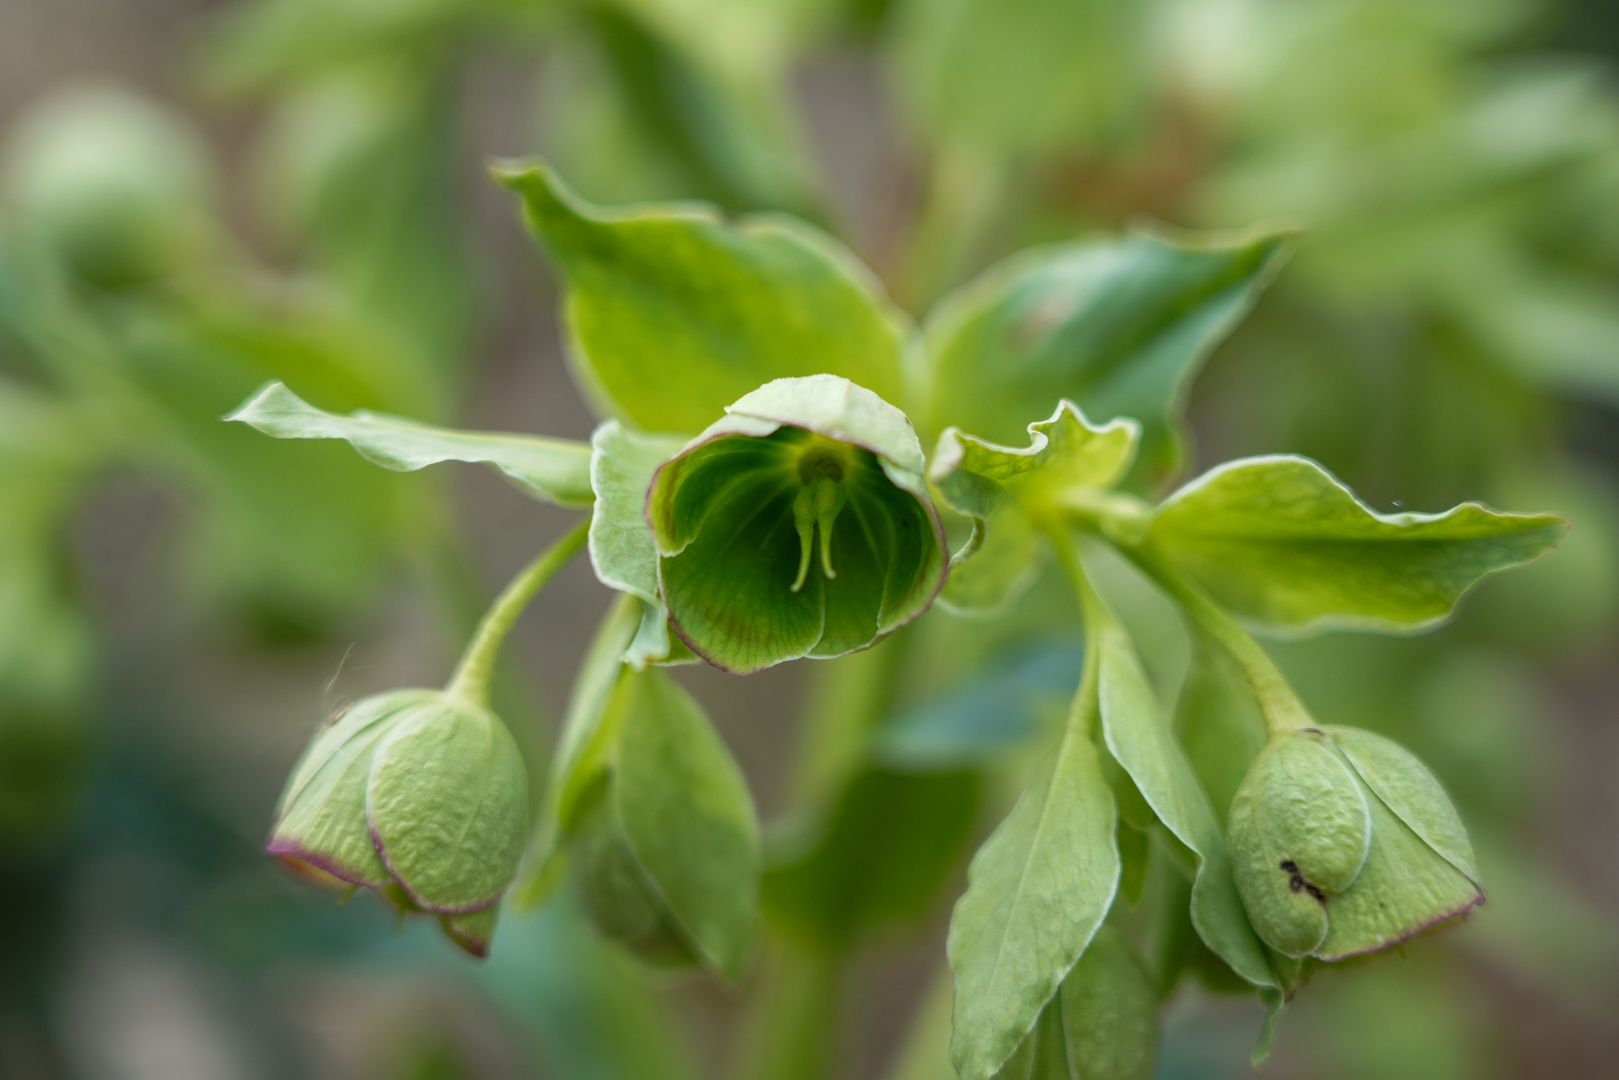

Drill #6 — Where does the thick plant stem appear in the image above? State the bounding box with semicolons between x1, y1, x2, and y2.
1113;542;1313;736
444;517;590;709
733;946;846;1080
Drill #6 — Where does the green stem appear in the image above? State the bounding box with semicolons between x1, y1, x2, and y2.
732;947;846;1080
1112;542;1312;736
444;517;590;709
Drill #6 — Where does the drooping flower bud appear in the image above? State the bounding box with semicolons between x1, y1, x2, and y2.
1228;726;1482;961
267;688;529;957
646;375;948;673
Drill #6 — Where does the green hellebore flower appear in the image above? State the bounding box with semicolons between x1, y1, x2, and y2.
266;689;529;957
646;375;948;674
1228;726;1483;962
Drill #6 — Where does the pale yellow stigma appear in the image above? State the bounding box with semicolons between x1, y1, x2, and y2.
791;477;847;592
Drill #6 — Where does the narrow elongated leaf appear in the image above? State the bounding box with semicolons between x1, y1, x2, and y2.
947;669;1119;1080
497;163;913;433
1148;455;1569;635
228;381;594;506
923;229;1294;482
612;668;760;979
1088;574;1277;992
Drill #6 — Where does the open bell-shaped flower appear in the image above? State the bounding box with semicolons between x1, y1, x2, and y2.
645;375;948;673
266;689;529;957
1227;726;1483;962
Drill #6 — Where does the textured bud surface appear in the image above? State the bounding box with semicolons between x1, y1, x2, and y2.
1228;726;1482;961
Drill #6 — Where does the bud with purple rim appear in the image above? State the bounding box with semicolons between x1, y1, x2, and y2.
267;689;528;957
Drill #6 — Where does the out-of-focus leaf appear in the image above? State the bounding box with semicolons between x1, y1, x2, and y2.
1173;628;1267;826
496;162;913;432
611;667;760;979
893;0;1151;158
229;380;594;506
946;667;1118;1080
874;641;1079;769
516;595;640;906
922;229;1293;485
1147;455;1568;635
762;767;981;951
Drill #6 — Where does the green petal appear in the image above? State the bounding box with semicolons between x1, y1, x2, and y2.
1314;792;1483;962
1148;455;1569;635
366;693;529;913
266;689;433;888
1327;726;1481;886
1228;733;1372;957
496;163;913;432
228;381;594;506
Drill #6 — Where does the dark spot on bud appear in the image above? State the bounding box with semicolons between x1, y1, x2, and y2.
1289;875;1305;893
1279;860;1298;873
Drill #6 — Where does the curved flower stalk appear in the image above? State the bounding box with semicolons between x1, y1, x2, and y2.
646;375;948;673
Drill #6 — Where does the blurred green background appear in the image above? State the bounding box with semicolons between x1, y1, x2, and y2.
0;0;1616;1078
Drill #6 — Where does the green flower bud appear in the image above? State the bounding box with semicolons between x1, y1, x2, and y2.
267;689;529;952
646;375;948;673
1228;727;1482;961
3;85;213;288
568;778;700;971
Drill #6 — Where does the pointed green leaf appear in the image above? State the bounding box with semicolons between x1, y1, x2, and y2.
612;668;760;979
1089;579;1278;992
1148;455;1568;635
227;381;594;506
923;229;1294;483
366;693;530;913
947;673;1119;1080
496;162;913;432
